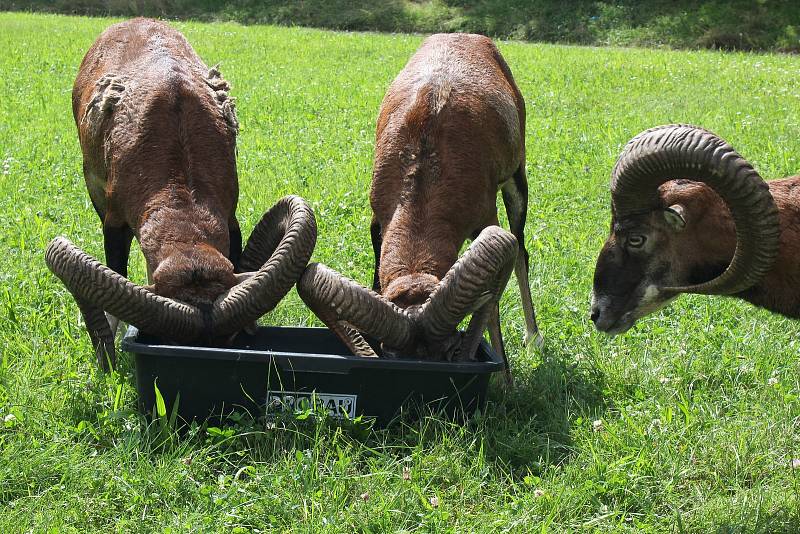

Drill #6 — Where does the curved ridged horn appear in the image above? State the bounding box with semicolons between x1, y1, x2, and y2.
297;262;415;357
46;196;316;359
45;237;205;344
421;226;517;355
211;195;317;335
612;124;780;295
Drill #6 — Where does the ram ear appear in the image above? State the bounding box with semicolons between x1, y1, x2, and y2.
663;204;686;231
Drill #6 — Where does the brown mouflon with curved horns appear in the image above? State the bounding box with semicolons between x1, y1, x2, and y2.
47;18;316;370
590;123;800;335
298;34;541;382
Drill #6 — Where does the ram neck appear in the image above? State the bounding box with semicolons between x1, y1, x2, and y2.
660;179;799;317
378;230;459;288
137;201;229;277
730;177;800;318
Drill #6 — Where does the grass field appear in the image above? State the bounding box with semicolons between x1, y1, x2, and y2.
1;12;800;532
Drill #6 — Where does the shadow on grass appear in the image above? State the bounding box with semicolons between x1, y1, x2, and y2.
478;345;608;474
712;508;800;534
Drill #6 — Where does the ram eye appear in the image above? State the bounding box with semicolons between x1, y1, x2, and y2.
627;235;646;248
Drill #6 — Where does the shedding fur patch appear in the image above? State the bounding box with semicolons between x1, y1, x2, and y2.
398;83;442;187
430;80;452;115
82;73;126;137
205;64;239;135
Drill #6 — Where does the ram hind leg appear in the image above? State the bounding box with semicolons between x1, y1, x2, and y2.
466;223;510;380
502;164;542;348
487;302;512;385
86;224;134;370
76;222;130;370
370;217;382;291
457;251;513;384
103;224;133;277
229;220;243;273
75;297;117;371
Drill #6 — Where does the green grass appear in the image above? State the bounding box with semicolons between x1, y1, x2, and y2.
1;12;800;532
3;1;800;53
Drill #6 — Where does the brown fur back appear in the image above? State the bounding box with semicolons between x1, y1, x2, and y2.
371;34;525;304
73;18;239;296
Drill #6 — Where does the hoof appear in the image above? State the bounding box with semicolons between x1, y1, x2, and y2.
525;331;544;352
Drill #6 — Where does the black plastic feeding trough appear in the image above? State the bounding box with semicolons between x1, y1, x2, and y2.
121;326;504;426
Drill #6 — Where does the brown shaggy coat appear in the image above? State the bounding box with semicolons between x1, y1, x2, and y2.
370;33;527;309
73;18;240;307
657;178;800;317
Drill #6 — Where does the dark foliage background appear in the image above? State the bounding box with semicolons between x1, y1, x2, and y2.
3;0;799;52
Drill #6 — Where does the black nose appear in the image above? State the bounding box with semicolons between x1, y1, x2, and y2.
590;307;600;324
